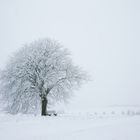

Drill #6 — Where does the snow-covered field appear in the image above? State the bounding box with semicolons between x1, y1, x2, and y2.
0;107;140;140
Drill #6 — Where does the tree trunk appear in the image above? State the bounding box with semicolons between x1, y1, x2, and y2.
41;96;47;116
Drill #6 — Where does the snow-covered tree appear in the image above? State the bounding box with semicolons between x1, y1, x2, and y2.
0;39;88;115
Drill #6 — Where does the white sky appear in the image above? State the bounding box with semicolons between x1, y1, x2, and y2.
0;0;140;109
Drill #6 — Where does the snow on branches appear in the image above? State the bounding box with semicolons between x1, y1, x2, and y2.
0;38;88;115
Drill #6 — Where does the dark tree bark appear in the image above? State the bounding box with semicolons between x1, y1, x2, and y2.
41;96;47;116
40;88;51;116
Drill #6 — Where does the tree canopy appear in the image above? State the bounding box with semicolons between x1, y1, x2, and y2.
0;39;88;115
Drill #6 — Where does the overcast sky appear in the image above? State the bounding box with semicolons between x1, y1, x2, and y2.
0;0;140;109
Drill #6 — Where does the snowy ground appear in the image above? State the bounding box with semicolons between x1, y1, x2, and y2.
0;107;140;140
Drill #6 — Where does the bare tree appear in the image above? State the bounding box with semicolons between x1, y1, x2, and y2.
0;39;88;116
